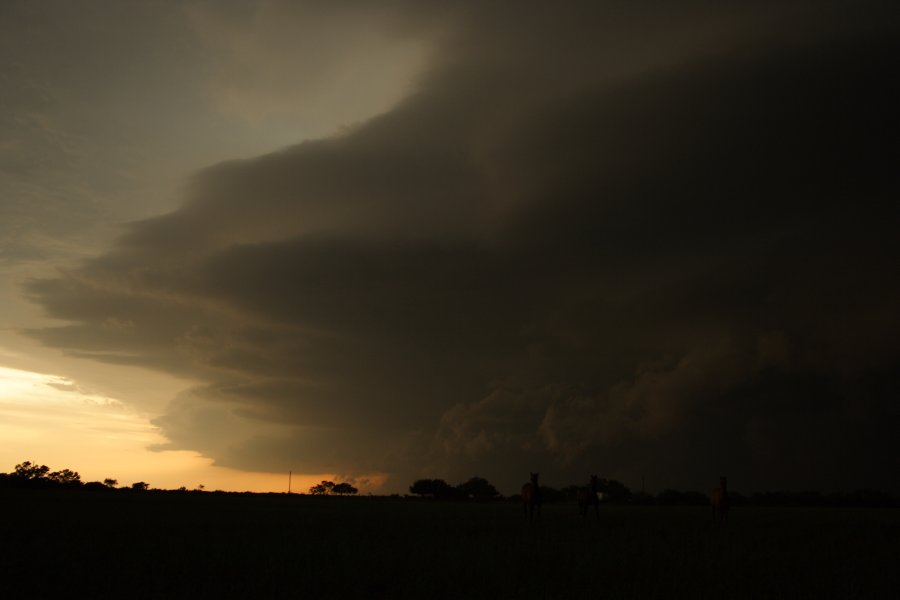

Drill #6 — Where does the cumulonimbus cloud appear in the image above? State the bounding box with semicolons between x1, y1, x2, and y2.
25;2;900;493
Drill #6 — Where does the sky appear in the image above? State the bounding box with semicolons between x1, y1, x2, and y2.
2;0;898;496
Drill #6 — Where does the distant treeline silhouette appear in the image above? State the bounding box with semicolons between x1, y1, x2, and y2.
0;461;156;492
408;475;899;508
2;461;897;506
308;480;359;495
409;476;500;500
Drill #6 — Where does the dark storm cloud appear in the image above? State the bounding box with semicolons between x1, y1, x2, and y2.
0;0;199;259
26;1;900;493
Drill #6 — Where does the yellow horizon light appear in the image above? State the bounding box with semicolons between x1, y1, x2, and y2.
0;364;342;493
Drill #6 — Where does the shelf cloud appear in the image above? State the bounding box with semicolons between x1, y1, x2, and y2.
25;1;900;493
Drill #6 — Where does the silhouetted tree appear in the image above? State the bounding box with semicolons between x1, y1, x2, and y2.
309;481;336;495
432;479;456;499
103;478;118;488
48;469;81;486
131;482;149;491
598;478;632;504
409;478;455;499
332;482;358;495
14;461;49;480
410;479;434;498
456;477;499;500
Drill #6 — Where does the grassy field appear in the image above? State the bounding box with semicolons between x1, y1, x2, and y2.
1;489;897;599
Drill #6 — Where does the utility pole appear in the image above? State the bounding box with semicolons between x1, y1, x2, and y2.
288;471;292;494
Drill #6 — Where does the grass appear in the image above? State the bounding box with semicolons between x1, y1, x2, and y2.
1;489;897;598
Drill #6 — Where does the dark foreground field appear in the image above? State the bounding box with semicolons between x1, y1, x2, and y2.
1;490;897;599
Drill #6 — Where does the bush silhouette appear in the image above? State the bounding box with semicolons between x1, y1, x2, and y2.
457;477;499;500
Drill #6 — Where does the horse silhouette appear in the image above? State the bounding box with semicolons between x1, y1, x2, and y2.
522;472;541;522
577;474;601;519
710;476;729;525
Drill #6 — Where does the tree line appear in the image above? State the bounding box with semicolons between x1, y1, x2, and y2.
407;476;632;503
408;475;899;507
0;461;364;496
0;461;151;491
3;461;896;506
308;480;358;495
409;476;501;500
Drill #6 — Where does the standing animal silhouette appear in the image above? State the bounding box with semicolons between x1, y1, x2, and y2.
710;476;729;525
522;472;542;522
577;475;601;519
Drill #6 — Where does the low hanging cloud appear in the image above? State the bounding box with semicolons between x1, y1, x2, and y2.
26;2;900;494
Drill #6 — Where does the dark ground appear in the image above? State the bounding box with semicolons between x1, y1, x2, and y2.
1;489;897;599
